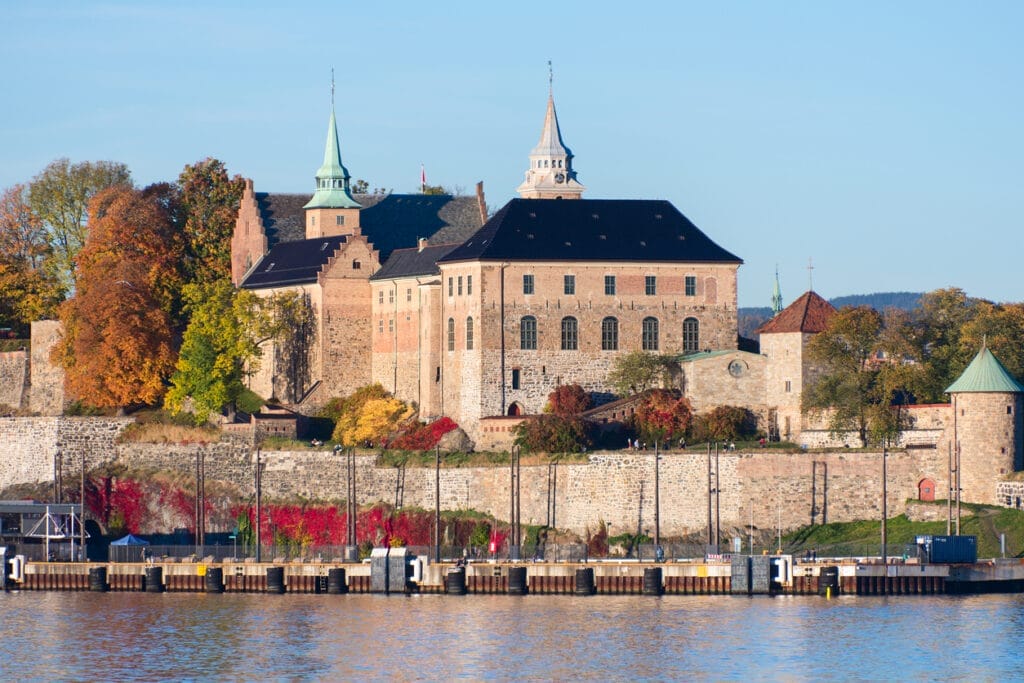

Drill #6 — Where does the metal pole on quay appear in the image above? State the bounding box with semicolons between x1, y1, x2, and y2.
654;441;660;551
435;446;441;563
255;448;263;563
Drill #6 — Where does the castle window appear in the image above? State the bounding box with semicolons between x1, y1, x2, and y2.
604;275;616;296
564;274;575;295
311;216;316;227
458;276;463;296
388;318;394;333
523;274;535;295
520;316;537;350
336;215;345;226
785;380;792;393
378;319;384;334
683;317;699;353
407;288;412;302
602;317;619;351
388;290;394;304
685;276;697;296
352;260;361;269
511;368;521;390
447;318;455;351
436;367;441;382
466;317;474;350
642;317;659;351
1009;406;1014;415
467;275;473;295
378;291;384;304
561;317;578;350
448;277;453;297
645;275;657;296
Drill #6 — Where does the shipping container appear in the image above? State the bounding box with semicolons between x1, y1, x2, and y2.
920;535;977;564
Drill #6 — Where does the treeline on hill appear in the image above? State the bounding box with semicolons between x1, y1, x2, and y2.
738;292;923;339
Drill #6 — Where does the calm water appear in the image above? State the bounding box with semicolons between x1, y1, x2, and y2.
2;591;1023;681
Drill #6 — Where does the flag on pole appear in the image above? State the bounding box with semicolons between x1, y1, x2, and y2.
420;164;426;192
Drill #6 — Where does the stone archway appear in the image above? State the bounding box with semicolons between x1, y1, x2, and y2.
918;478;936;502
507;402;524;417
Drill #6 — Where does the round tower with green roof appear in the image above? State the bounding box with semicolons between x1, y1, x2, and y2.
945;345;1024;505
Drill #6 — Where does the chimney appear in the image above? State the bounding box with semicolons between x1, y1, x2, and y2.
476;181;488;225
418;237;428;253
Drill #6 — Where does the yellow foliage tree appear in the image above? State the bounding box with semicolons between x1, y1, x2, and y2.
335;397;412;447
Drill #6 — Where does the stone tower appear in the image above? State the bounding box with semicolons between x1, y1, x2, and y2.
756;290;836;442
945;345;1024;505
516;81;585;200
303;106;362;238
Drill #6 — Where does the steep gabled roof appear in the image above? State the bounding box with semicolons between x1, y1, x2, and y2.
946;346;1024;394
255;193;483;262
370;243;460;281
756;290;835;335
438;198;741;264
240;236;348;289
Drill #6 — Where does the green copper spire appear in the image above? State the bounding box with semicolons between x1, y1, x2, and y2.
304;106;361;209
945;344;1024;394
771;266;783;315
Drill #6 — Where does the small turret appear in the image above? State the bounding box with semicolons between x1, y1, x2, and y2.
516;65;585;200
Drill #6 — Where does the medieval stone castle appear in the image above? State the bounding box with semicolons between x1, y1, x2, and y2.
2;84;1023;517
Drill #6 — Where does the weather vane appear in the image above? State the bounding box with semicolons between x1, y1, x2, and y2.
807;257;814;291
548;59;553;93
331;68;335;106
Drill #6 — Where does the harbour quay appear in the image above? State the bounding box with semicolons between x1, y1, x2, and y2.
12;552;1024;597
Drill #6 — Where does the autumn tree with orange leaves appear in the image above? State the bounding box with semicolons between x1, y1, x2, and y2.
56;184;184;411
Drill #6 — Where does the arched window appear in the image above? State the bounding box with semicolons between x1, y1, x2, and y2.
683;317;699;353
447;318;455;352
601;317;619;351
520;316;537;350
561;317;578;350
642;317;659;351
466;317;474;350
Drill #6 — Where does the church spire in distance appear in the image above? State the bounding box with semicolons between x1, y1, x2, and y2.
771;266;783;315
516;61;585;199
304;70;361;210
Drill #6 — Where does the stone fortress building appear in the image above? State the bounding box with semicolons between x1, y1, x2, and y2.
3;81;1024;518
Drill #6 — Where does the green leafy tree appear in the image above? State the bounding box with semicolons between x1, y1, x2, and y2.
607;352;680;397
0;184;62;333
911;288;980;403
165;280;250;423
56;185;182;411
802;305;911;446
28;158;131;291
178;158;245;284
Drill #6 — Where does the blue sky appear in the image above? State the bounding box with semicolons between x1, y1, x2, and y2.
2;1;1021;308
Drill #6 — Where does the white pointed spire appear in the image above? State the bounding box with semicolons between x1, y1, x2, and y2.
517;64;585;199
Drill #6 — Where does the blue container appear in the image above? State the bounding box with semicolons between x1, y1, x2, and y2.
928;535;977;564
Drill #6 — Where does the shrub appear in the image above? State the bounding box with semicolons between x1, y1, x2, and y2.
514;414;592;453
391;416;459;451
691;405;758;442
326;384;415;447
632;389;693;443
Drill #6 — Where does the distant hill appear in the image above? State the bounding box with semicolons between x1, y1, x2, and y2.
738;292;923;339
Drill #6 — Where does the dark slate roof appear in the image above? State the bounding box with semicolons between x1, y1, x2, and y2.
756;291;835;335
258;192;483;262
255;193;308;245
240;236;348;289
370;243;461;281
438;198;742;264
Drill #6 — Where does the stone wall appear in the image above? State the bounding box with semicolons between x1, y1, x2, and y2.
30;321;65;416
0;417;1008;537
0;350;28;410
